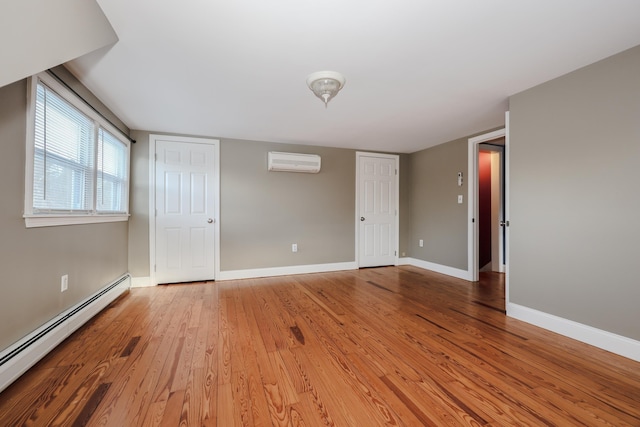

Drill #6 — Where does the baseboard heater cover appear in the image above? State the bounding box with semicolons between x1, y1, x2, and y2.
0;273;131;393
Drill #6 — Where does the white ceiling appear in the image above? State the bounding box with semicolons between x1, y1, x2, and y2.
67;0;640;153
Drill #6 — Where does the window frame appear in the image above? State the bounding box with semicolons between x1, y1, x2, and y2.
24;71;130;228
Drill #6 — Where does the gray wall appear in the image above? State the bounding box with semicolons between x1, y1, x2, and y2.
128;130;152;277
509;45;640;340
128;134;358;275
408;135;469;270
407;129;503;270
398;153;411;257
221;140;355;270
0;79;128;351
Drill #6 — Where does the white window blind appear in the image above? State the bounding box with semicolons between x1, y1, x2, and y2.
33;82;95;213
97;127;128;213
25;72;130;227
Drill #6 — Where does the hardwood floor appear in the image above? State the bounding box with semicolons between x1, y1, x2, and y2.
1;266;639;426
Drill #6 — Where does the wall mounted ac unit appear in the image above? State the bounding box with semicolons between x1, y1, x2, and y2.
268;152;321;173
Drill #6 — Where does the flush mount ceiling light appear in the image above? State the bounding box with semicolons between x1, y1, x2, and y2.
306;71;346;107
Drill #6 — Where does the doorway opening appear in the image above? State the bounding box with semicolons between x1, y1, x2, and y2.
467;127;507;281
478;142;505;273
468;125;508;312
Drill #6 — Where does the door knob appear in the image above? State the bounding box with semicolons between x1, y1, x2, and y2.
207;218;213;223
360;217;365;221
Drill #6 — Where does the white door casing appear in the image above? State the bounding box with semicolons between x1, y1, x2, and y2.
356;152;399;268
504;111;510;308
149;135;220;285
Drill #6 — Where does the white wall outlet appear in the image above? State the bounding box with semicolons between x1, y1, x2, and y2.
458;195;463;204
61;274;68;292
419;239;424;247
292;243;298;253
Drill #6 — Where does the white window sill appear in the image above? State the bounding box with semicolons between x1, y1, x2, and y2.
24;214;129;228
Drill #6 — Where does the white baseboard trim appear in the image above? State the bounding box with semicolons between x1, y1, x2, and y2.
0;273;131;393
217;261;358;281
507;303;640;362
131;276;154;288
401;257;471;281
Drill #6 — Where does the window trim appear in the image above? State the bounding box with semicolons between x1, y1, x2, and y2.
24;72;130;228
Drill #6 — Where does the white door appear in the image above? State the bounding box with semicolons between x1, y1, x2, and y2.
155;140;216;284
357;153;398;267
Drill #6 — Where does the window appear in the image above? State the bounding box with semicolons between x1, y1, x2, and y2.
97;128;128;213
25;72;130;227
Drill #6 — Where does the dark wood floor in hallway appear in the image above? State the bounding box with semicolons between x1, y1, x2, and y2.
0;266;638;426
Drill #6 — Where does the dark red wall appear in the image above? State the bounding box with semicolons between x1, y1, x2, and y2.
478;151;492;269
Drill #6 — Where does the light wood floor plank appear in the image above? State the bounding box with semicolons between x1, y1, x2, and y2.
0;267;639;426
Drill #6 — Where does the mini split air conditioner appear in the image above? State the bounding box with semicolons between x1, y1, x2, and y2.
267;152;321;173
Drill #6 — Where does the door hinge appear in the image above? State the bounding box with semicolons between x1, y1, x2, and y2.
154;264;156;272
395;169;398;176
155;209;158;217
394;250;397;256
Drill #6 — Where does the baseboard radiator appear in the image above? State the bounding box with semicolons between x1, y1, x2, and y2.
0;273;131;393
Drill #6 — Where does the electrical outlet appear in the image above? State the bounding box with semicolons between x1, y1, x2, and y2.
61;274;68;292
419;239;424;247
292;243;298;253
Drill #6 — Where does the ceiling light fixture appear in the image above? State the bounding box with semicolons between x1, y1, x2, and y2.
306;71;345;107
